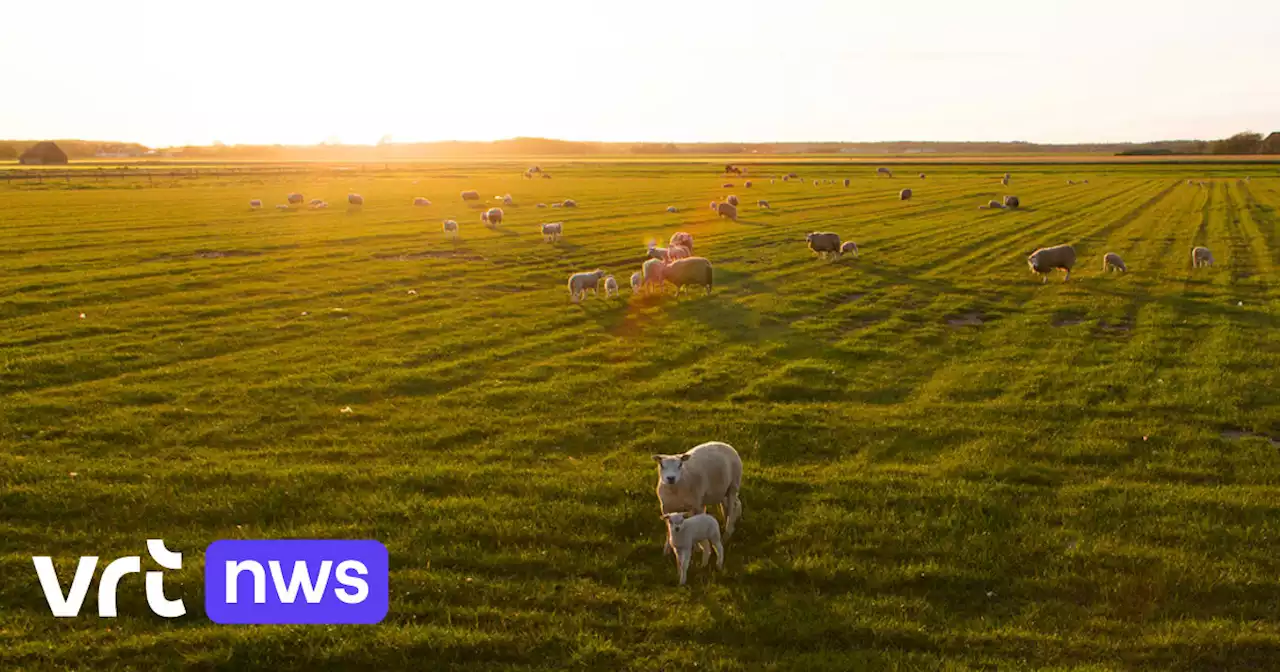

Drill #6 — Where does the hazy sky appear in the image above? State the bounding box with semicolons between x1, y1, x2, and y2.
4;0;1277;147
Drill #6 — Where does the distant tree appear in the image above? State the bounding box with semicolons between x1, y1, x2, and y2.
0;144;17;160
1261;133;1280;155
1210;131;1263;154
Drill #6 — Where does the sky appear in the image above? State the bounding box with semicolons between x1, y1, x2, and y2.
3;0;1277;147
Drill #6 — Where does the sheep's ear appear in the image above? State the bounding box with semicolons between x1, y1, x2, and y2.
651;454;665;463
679;454;691;462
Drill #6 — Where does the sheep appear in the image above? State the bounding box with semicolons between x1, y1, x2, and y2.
716;202;738;220
979;200;1006;210
642;258;665;294
552;203;563;208
480;211;490;225
562;199;577;208
660;512;724;586
813;180;820;186
840;241;859;257
1192;246;1214;268
249;199;262;209
757;200;770;208
348;193;363;206
537;203;548;208
662;257;713;296
709;201;719;211
1068;180;1075;185
726;194;739;206
604;275;618;298
460;190;480;201
541;173;552;179
667;245;691;261
486;207;503;227
631;271;643;294
787;172;799;179
1003;195;1020;209
1102;252;1126;272
312;201;329;209
1083;179;1089;184
647;243;671;261
652;441;743;545
503;194;514;205
723;183;734;188
806;231;842;260
1001;177;1010;187
900;188;912;201
1027;244;1077;283
782;175;790;182
287;193;304;205
413;197;431;206
541;222;563;242
528;165;542;174
770;179;775;184
919;173;926;179
309;198;324;206
669;232;694;251
276;204;290;211
877;167;893;177
567;269;606;302
667;206;678;213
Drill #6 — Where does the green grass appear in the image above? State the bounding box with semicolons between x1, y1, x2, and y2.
2;161;1279;671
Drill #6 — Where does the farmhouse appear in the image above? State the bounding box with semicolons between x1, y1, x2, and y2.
19;141;69;165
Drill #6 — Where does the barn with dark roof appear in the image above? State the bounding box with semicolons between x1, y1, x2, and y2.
19;141;69;165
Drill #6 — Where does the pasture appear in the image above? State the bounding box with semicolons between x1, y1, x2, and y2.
2;160;1280;670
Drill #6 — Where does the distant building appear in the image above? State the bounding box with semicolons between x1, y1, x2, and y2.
19;141;69;165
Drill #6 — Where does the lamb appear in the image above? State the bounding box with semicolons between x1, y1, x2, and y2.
486;207;503;227
662;257;714;296
1003;195;1020;208
840;241;859;257
744;181;752;188
460;190;480;201
1102;252;1126;272
309;198;324;206
669;232;694;251
642;258;665;294
667;206;678;213
413;197;431;206
541;222;563;242
480;211;490;225
877;167;892;177
806;231;842;260
631;271;643;294
667;245;691;261
1192;246;1214;268
348;193;363;206
900;188;912;201
287;193;304;205
757;200;770;208
567;269;606;302
726;194;739;206
652;441;743;544
442;219;459;238
561;199;577;208
716;202;738;220
604;275;618;298
537;203;548;208
1027;244;1077;283
660;512;724;586
249;199;262;209
647;243;671;261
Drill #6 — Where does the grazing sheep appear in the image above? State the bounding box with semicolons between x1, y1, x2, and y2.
757;200;770;208
782;175;790;182
877;167;893;177
309;198;324;206
653;441;743;544
528;165;541;174
537;203;548;208
1102;252;1126;272
312;201;329;209
567;269;607;302
727;194;739;206
716;202;738;220
661;257;713;297
413;197;431;206
541;173;552;179
980;200;1006;210
631;271;643;294
813;180;819;186
276;204;290;210
840;241;859;257
287;193;304;205
647;243;671;261
667;245;691;261
787;172;799;179
919;173;926;179
1082;179;1089;184
1003;195;1020;208
552;203;563;208
503;194;514;205
709;201;719;211
670;232;694;251
460;190;480;201
661;512;724;586
480;211;489;225
806;231;842;260
642;258;665;294
667;206;678;213
770;179;775;184
1068;180;1075;185
348;193;364;206
486;207;503;227
541;222;563;242
900;188;912;201
562;199;577;208
604;275;618;298
1192;246;1214;268
1027;244;1077;283
249;199;262;209
723;183;734;188
443;219;459;238
1001;177;1010;187
744;180;752;188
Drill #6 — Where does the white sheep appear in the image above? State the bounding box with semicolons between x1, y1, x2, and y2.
667;245;691;261
757;200;769;208
309;198;324;206
1102;252;1126;272
561;199;577;208
716;202;737;220
249;199;262;209
1027;244;1077;283
1192;246;1214;268
486;207;503;227
537;203;548;208
541;222;563;242
662;257;713;296
900;188;912;201
443;219;458;239
567;269;606;302
877;167;893;177
276;204;290;210
642;258;665;294
669;232;694;251
552;203;563;208
413;197;431;206
709;201;719;211
667;206;678;213
503;194;514;205
653;441;743;546
604;275;618;298
348;193;363;206
631;271;643;294
287;193;304;205
660;512;724;586
843;178;851;187
919;173;926;179
647;242;670;261
726;194;739;206
460;190;480;201
840;241;859;257
806;231;842;260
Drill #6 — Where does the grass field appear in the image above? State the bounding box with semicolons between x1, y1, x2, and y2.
2;160;1280;670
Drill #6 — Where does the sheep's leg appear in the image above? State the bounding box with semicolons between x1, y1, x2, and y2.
1063;269;1071;282
699;540;711;567
677;550;690;585
724;488;742;538
713;538;724;569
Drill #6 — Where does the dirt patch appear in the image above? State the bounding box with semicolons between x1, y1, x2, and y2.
1221;430;1280;447
193;250;262;259
946;312;984;327
372;251;485;262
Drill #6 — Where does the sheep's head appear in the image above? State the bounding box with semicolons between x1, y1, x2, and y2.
661;512;686;533
652;453;692;485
